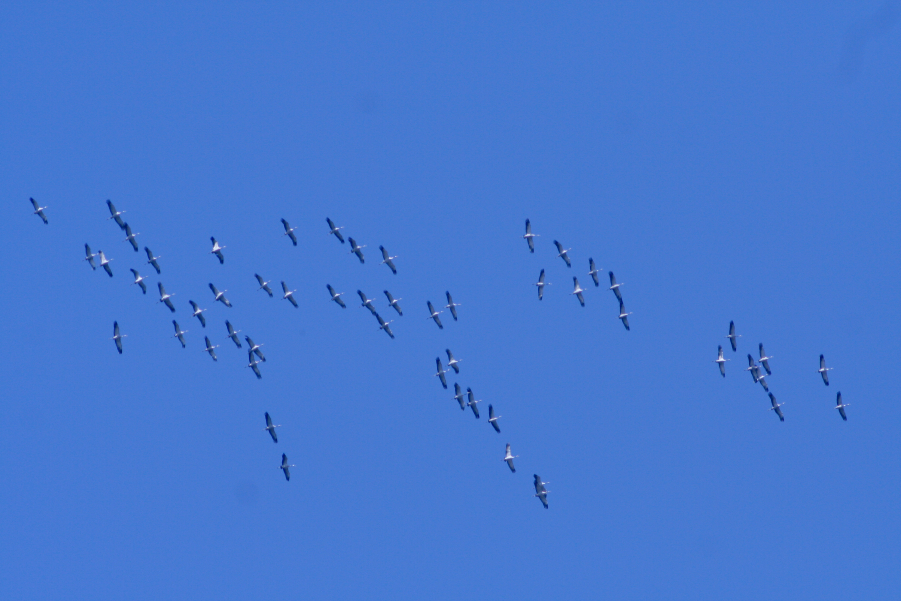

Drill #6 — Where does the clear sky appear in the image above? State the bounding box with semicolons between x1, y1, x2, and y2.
2;2;900;599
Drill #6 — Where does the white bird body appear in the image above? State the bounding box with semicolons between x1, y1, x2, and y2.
98;250;113;277
210;237;225;264
30;198;48;224
571;277;586;307
327;285;346;308
445;349;461;374
130;269;148;294
84;244;98;270
503;444;518;473
282;281;298;308
523;219;539;252
713;345;730;377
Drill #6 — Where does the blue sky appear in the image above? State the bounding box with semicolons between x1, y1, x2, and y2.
2;2;901;599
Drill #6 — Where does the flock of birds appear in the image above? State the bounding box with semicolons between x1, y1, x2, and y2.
714;321;849;421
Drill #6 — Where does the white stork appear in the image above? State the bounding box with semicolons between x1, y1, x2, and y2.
427;301;444;329
326;217;345;243
106;199;125;229
571;277;586;307
264;412;280;442
535;269;550;300
144;246;161;274
348;237;366;263
445;292;461;321
123;223;140;252
98;250;113;277
84;244;98;270
210;237;225;264
282;281;298;308
202;336;219;361
255;274;274;297
172;320;188;348
225;320;242;347
818;355;833;386
209;283;232;307
523;219;539;252
327;285;346;308
281;219;298;246
379;246;397;274
30;198;48;224
189;300;207;327
384;290;402;315
553;240;572;267
111;321;126;354
713;345;729;377
158;282;176;312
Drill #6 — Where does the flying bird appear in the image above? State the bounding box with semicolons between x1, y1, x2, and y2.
589;258;600;286
202;336;219;361
84;244;98;270
571;277;586;307
106;199;125;229
225;320;242;347
129;269;147;294
759;344;774;376
157;282;176;312
608;271;623;301
189;300;207;327
488;404;501;433
445;292;461;321
255;274;274;297
713;345;729;377
535;269;550;300
534;475;550;509
726;321;741;352
209;283;232;307
210;237;225;264
111;321;126;354
172;320;188;348
503;444;518;473
348;237;366;263
523;219;539;253
326;217;345;243
98;250;113;277
357;290;377;315
818;354;833;386
245;336;266;362
144;246;162;274
384;290;402;315
30;198;48;224
618;300;632;330
282;281;298;308
264;412;280;442
280;453;294;480
327;285;346;308
281;219;298;246
379;246;397;274
123;223;140;251
434;358;448;389
427;301;444;329
553;240;572;268
836;391;849;421
445;349;461;374
453;383;466;411
768;392;785;422
466;387;481;419
376;313;395;339
247;351;263;380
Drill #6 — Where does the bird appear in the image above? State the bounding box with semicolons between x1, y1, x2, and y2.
348;237;366;263
571;277;586;307
123;223;140;251
713;345;729;377
553;240;572;268
759;344;774;376
128;269;147;294
326;217;345;243
618;300;632;330
726;321;741;352
746;355;767;389
533;475;550;509
189;300;207;327
466;387;481;419
836;391;849;421
30;198;48;224
157;282;176;312
264;412;280;442
209;237;225;264
282;281;298;308
172;320;188;348
445;292;461;321
434;358;448;389
589;258;600;286
245;336;266;362
279;453;294;480
384;290;402;315
255;274;274;297
281;218;298;246
818;354;833;386
523;219;539;252
202;336;219;361
503;444;518;472
453;383;466;411
106;199;125;229
756;370;769;392
84;244;98;270
768;392;785;422
327;285;346;308
376;313;395;339
357;290;377;315
379;246;397;274
608;271;623;301
488;404;501;433
427;301;444;329
535;269;551;300
225;320;242;347
209;283;232;307
144;246;162;274
111;321;126;354
445;349;461;374
247;351;263;380
98;250;113;277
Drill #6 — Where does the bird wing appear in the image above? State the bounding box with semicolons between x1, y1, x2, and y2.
434;314;443;328
198;312;206;327
554;240;563;253
428;301;436;314
357;290;367;302
281;218;290;232
107;199;117;216
283;281;290;295
577;291;585;306
288;295;298;307
335;229;345;243
719;361;725;377
159;282;167;297
525;219;531;234
380;246;389;261
609;271;617;286
31;197;39;210
209;283;218;295
820;355;826;370
528;237;534;252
